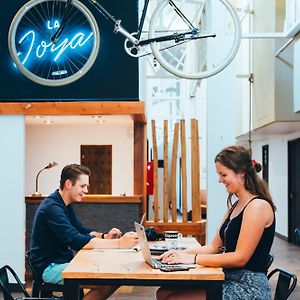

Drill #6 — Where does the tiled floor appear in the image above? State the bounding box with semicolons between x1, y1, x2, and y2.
2;236;299;299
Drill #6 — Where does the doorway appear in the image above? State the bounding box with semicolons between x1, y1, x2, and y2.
288;138;300;244
81;145;112;194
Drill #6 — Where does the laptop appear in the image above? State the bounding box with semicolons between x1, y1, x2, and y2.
134;222;196;271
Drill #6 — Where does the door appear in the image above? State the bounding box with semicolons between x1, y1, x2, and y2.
288;138;300;244
81;145;112;194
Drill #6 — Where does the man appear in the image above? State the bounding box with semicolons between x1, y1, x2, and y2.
30;164;138;300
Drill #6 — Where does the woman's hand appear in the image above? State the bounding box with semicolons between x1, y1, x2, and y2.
158;250;196;264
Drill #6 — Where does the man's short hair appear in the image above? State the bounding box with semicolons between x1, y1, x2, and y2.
60;164;91;189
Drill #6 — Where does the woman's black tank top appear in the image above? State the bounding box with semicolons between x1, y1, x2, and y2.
219;197;275;273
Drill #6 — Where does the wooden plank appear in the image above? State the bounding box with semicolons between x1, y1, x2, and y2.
134;122;147;214
151;120;159;222
0;101;146;123
25;195;143;204
163;120;169;222
191;119;200;221
170;123;179;222
180;119;188;222
145;220;206;244
194;119;201;220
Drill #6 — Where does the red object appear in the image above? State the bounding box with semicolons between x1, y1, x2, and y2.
146;161;154;195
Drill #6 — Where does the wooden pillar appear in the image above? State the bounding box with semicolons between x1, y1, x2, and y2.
163;120;169;222
191;119;201;221
171;123;179;222
180;120;188;222
151;120;159;222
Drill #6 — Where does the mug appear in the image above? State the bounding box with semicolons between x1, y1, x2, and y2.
164;231;183;249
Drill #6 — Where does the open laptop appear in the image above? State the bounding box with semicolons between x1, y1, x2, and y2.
134;222;196;271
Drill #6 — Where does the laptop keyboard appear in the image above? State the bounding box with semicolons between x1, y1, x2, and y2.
152;258;193;269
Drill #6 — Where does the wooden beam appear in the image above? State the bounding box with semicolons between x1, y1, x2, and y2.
180;119;188;222
163;120;169;222
134;122;147;214
0;101;146;123
151;120;159;222
171;123;179;222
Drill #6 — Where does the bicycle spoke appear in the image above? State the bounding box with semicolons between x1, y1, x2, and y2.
149;0;241;79
9;0;100;86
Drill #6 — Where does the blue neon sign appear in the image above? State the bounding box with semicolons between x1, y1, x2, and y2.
17;29;93;65
14;19;94;70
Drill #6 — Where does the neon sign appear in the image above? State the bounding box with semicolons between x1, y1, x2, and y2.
16;21;93;66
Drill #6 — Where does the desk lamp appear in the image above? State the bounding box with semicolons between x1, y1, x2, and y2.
32;161;58;196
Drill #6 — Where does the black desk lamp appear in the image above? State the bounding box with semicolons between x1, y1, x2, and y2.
32;161;58;196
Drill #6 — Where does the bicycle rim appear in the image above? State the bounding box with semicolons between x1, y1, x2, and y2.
8;0;100;86
149;0;241;80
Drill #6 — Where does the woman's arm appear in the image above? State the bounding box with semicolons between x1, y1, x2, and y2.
183;231;223;255
161;199;273;267
195;200;273;267
83;231;138;249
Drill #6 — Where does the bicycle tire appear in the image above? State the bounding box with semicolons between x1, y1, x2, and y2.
8;0;100;86
149;0;241;80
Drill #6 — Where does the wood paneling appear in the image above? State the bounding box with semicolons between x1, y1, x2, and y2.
81;145;112;194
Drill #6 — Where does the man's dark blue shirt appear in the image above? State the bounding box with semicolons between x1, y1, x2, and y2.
30;190;95;276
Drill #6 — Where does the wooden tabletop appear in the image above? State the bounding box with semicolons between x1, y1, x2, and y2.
62;238;224;281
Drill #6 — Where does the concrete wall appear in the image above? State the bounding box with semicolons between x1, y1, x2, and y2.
0;116;25;281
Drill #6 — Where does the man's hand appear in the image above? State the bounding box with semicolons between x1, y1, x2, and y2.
106;228;122;239
118;231;139;248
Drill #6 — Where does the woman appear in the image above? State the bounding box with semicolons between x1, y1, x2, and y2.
156;145;276;300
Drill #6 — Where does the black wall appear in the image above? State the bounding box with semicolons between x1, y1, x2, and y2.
0;0;139;101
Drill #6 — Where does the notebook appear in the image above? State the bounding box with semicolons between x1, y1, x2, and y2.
134;222;196;270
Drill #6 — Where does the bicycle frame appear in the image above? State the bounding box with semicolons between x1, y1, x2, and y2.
52;0;215;48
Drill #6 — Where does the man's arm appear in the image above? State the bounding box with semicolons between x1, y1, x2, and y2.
84;231;138;249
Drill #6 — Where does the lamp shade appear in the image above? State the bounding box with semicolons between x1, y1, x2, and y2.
32;161;58;196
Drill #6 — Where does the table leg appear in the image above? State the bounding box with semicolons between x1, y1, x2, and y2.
206;283;222;300
64;279;80;300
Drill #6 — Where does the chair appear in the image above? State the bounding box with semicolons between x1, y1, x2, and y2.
26;250;84;299
267;268;297;300
25;251;63;298
266;254;274;270
295;227;300;245
0;264;58;300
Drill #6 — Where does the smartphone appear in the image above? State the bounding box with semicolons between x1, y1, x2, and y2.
159;266;190;272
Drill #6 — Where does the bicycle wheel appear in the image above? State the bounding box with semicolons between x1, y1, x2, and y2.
8;0;100;86
149;0;241;80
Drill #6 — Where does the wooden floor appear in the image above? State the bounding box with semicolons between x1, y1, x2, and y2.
2;236;300;299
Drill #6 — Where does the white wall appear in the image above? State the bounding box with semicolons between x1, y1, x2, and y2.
0;115;25;281
252;131;300;237
25;122;134;196
206;60;238;243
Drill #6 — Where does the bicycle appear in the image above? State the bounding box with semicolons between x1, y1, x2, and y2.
8;0;241;87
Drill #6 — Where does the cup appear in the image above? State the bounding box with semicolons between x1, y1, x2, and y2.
164;231;183;249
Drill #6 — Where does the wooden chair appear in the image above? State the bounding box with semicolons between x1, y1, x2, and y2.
146;119;206;245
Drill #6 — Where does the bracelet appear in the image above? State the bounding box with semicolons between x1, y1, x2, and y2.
101;232;107;239
194;254;198;264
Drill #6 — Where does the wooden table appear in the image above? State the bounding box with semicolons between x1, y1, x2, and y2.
62;238;224;300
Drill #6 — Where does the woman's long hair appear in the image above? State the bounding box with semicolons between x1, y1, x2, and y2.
215;145;276;212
